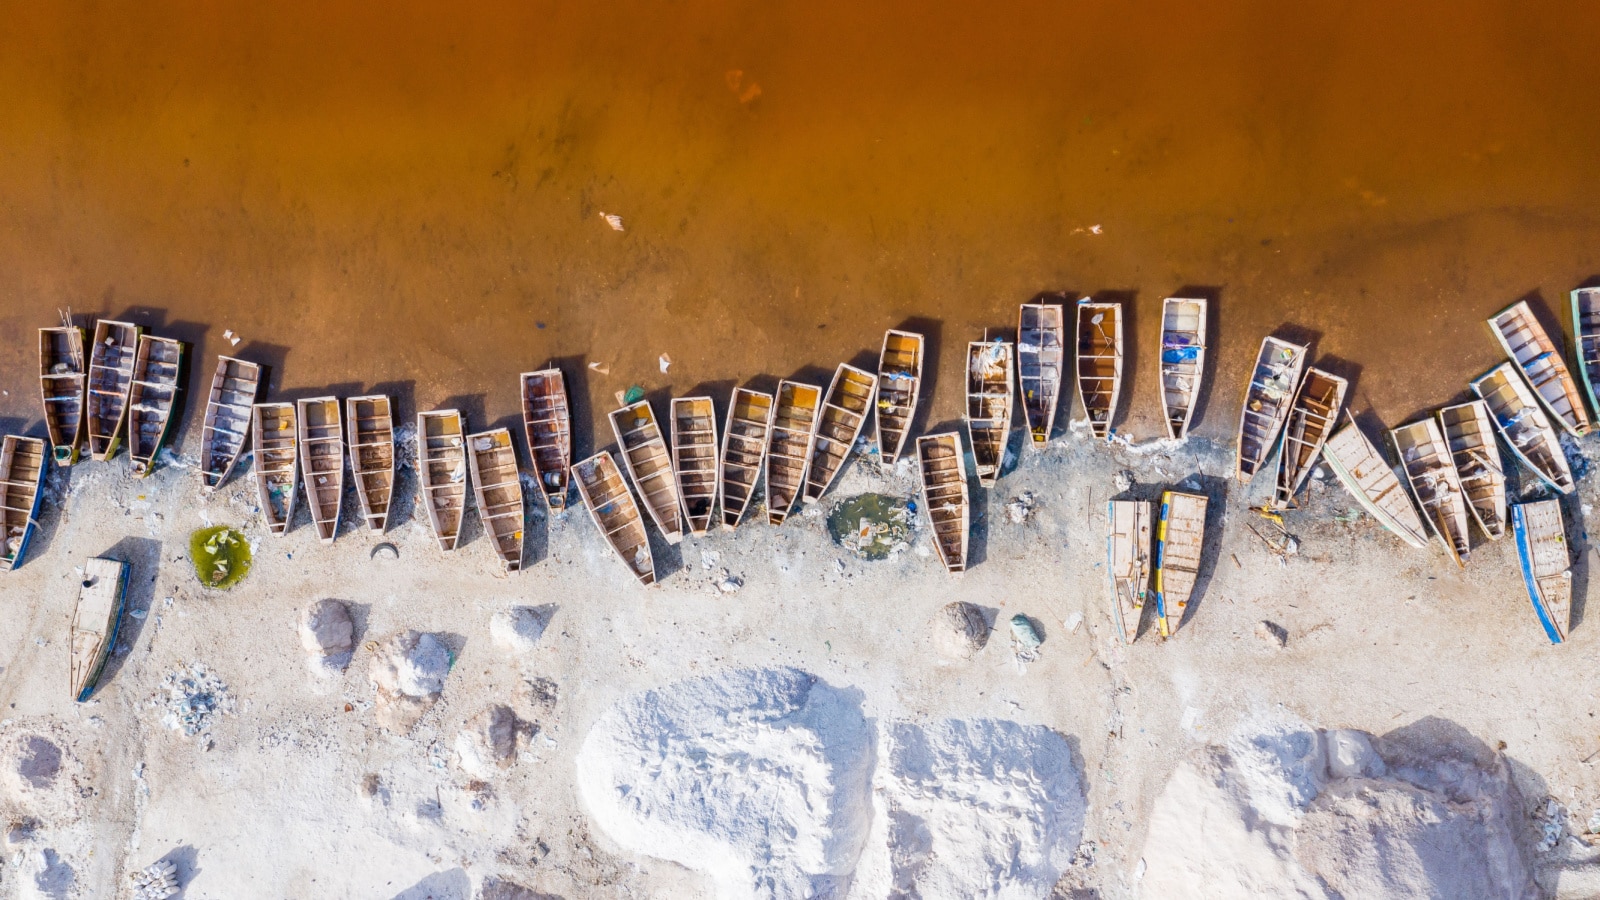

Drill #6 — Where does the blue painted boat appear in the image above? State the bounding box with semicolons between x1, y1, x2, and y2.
0;436;47;572
1512;501;1571;644
72;557;129;702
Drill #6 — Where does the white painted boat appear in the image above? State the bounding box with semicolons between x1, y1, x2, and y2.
1471;362;1574;494
609;400;684;544
1436;401;1506;541
1487;299;1590;436
916;433;969;573
1273;367;1347;508
199;356;261;491
1076;300;1123;439
520;369;572;511
671;396;719;537
468;427;525;571
1390;417;1471;566
1018;303;1065;446
1155;491;1207;637
1107;499;1152;644
573;451;655;585
419;409;469;552
126;335;183;477
1320;412;1429;550
804;364;877;503
251;402;299;536
1158;297;1207;440
767;381;821;525
71;556;129;702
39;325;88;466
965;341;1013;487
297;397;344;545
346;395;395;532
875;330;923;464
719;388;773;530
1236;336;1308;481
1512;499;1571;644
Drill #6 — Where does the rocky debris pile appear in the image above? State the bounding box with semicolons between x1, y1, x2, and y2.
157;663;235;738
490;607;549;655
129;859;180;899
455;705;518;779
369;630;451;733
933;602;990;660
1006;491;1038;523
299;599;354;673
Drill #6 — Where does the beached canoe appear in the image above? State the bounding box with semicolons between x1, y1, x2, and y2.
1572;288;1600;419
199;356;261;491
297;397;344;545
1513;499;1572;644
86;319;141;461
71;556;128;702
1158;297;1207;441
965;341;1014;487
804;364;877;504
1390;417;1471;566
1488;299;1590;436
875;330;923;464
1236;336;1308;481
251;403;299;536
419;410;470;552
1471;362;1575;494
1107;499;1152;644
1018;303;1065;446
346;395;395;532
1155;491;1207;637
39;325;88;466
719;387;774;530
609;400;685;544
468;427;525;571
126;335;183;477
1320;412;1430;549
1272;367;1347;508
520;369;572;511
916;433;969;573
1076;300;1123;439
671;397;719;537
1437;400;1506;541
766;381;822;525
0;436;47;572
573;451;655;586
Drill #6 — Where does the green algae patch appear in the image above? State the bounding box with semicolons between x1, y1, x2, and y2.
826;493;915;561
190;526;252;589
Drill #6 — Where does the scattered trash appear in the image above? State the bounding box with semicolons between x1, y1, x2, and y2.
1007;492;1038;524
718;573;743;594
189;526;251;589
826;493;914;560
370;542;400;561
588;361;612;376
1064;612;1083;634
623;385;645;405
157;663;235;737
1256;620;1288;649
1535;797;1567;852
659;353;672;374
599;211;625;231
130;859;181;899
1113;470;1134;492
933;601;990;660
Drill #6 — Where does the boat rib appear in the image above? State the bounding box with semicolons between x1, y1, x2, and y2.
251;403;299;536
1513;499;1571;644
1437;401;1506;541
1155;491;1207;637
1471;362;1574;494
71;556;128;702
1572;288;1600;420
874;330;923;464
916;433;969;573
1320;412;1429;549
346;395;395;532
671;397;719;537
1272;367;1347;508
520;369;572;511
804;364;877;504
1390;417;1471;566
1076;301;1123;439
965;341;1014;487
573;451;655;585
1107;499;1152;644
86;319;141;461
39;326;88;466
468;428;525;571
126;335;183;477
609;401;684;543
766;381;822;525
1018;303;1065;446
199;356;261;490
1158;297;1208;440
0;436;47;572
1235;336;1308;481
297;397;345;544
1488;300;1589;436
419;410;469;552
719;388;774;530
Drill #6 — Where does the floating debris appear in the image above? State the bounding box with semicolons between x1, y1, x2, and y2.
188;526;251;589
659;353;672;374
826;493;914;560
623;385;645;405
157;663;235;737
599;211;625;231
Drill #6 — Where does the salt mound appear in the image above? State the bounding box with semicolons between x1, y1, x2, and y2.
490;606;549;654
576;668;873;900
369;631;451;733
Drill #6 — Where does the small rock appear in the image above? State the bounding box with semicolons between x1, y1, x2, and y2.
1010;614;1044;651
1113;470;1134;492
933;602;991;660
299;600;354;672
718;574;743;594
369;631;451;733
455;705;518;779
490;607;550;654
1256;620;1289;648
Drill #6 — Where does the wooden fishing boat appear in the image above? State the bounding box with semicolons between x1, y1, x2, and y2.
1107;499;1152;644
39;326;88;465
467;428;525;571
1487;300;1590;436
1572;287;1600;419
1155;491;1207;637
86;319;141;461
719;388;773;530
71;556;128;702
609;400;684;544
1513;499;1572;644
766;381;822;525
1320;412;1430;549
916;433;969;573
126;335;183;477
803;364;877;503
297;397;344;545
964;341;1013;488
1235;336;1308;481
1158;297;1207;440
251;403;299;536
1437;401;1506;540
874;330;923;464
0;436;47;572
419;410;469;552
1471;362;1575;494
520;369;572;511
670;397;719;537
346;395;395;532
1390;418;1471;566
1018;303;1065;446
1272;367;1347;508
1076;301;1123;439
573;451;655;585
199;356;261;491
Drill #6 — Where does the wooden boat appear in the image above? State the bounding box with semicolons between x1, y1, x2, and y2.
1437;401;1506;541
1572;287;1600;419
251;403;299;536
1075;301;1124;439
199;356;261;490
1471;363;1575;494
126;335;183;477
766;381;822;525
1272;367;1347;508
71;556;128;702
874;330;923;464
1487;300;1590;436
467;428;525;571
0;436;47;572
719;388;774;530
964;341;1014;487
1018;303;1065;446
573;451;655;585
609;400;685;544
346;395;395;532
86;319;141;461
1390;418;1471;566
916;433;969;573
670;397;719;537
39;326;88;465
1320;412;1430;549
1107;499;1152;644
520;369;572;511
1158;297;1208;440
296;397;344;544
803;364;877;503
419;410;469;552
1513;499;1572;644
1155;491;1207;637
1235;336;1308;481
